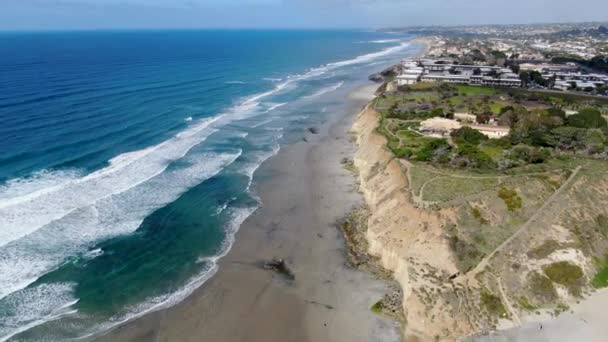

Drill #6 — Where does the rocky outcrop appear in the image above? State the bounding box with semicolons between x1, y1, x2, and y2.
368;65;402;83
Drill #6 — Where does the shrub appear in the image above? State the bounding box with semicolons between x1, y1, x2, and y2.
592;256;608;289
497;186;522;211
480;290;507;318
527;240;561;259
430;107;445;117
451;126;488;146
511;146;551;164
567;108;607;129
543;261;585;296
547;107;566;119
455;144;496;169
528;272;558;303
471;207;488;224
415;138;450;162
371;300;384;313
449;235;482;272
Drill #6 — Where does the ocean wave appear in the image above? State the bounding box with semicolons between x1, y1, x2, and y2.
0;116;223;247
369;39;402;44
0;149;242;303
305;81;344;99
225;81;245;85
250;118;275;128
74;205;258;341
266;102;287;111
0;283;79;342
327;42;410;68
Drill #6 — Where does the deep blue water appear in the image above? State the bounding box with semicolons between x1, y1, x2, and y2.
0;30;419;340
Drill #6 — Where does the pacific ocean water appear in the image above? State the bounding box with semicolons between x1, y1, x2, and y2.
0;30;419;340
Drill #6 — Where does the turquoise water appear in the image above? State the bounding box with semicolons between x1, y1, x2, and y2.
0;30;420;340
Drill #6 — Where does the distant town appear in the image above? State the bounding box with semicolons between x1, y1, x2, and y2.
391;22;608;95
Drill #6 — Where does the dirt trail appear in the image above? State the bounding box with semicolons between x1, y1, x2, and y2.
468;165;583;277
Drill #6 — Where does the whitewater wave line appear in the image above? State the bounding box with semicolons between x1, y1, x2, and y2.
304;81;344;99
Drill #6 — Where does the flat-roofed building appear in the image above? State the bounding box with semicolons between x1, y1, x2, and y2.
396;74;421;85
421;74;471;84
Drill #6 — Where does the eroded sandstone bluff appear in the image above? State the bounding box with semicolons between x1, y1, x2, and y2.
352;104;476;340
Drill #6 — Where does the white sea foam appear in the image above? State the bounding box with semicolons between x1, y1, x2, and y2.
225;80;245;84
0;170;82;204
262;77;282;82
0;116;222;247
305;81;344;99
0;283;78;342
369;39;402;44
264;102;287;113
185;116;193;122
327;42;410;68
0;149;242;301
75;206;257;341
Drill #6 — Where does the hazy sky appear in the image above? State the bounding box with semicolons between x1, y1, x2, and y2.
1;0;607;30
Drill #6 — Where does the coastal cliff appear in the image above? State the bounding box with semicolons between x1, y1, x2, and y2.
352;104;475;341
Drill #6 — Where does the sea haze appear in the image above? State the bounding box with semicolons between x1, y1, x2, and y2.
0;29;420;340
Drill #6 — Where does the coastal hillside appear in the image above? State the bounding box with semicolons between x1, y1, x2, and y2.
352;81;608;340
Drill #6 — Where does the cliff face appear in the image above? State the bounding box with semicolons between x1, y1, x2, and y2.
352;105;474;341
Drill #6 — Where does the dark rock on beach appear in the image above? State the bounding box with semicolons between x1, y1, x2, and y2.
263;258;296;280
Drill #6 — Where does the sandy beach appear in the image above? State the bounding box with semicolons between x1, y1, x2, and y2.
96;84;401;342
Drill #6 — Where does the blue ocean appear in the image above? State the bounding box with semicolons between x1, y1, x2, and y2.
0;30;418;340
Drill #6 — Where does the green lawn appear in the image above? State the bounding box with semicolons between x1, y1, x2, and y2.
457;85;496;95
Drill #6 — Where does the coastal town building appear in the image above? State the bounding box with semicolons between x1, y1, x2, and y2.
418;117;510;139
397;59;522;87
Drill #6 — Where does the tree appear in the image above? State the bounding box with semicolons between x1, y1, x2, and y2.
451;127;489;145
476;114;491;124
519;71;530;86
547;107;566;120
530;71;549;87
567;108;608;129
415;139;451;162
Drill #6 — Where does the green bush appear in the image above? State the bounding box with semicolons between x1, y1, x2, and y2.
471;207;489;224
527;240;561;259
456;144;496;169
528;272;558;302
510;145;551;164
451;126;489;146
497;186;522;211
592;255;608;289
567;108;607;129
449;235;482;272
415;138;450;162
543;261;585;296
371;300;384;313
480;290;507;318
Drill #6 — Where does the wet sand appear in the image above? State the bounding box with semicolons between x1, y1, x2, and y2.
97;84;401;342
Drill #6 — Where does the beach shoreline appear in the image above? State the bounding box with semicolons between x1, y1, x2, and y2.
96;84;402;342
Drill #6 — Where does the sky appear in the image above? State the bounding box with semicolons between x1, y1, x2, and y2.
0;0;607;30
